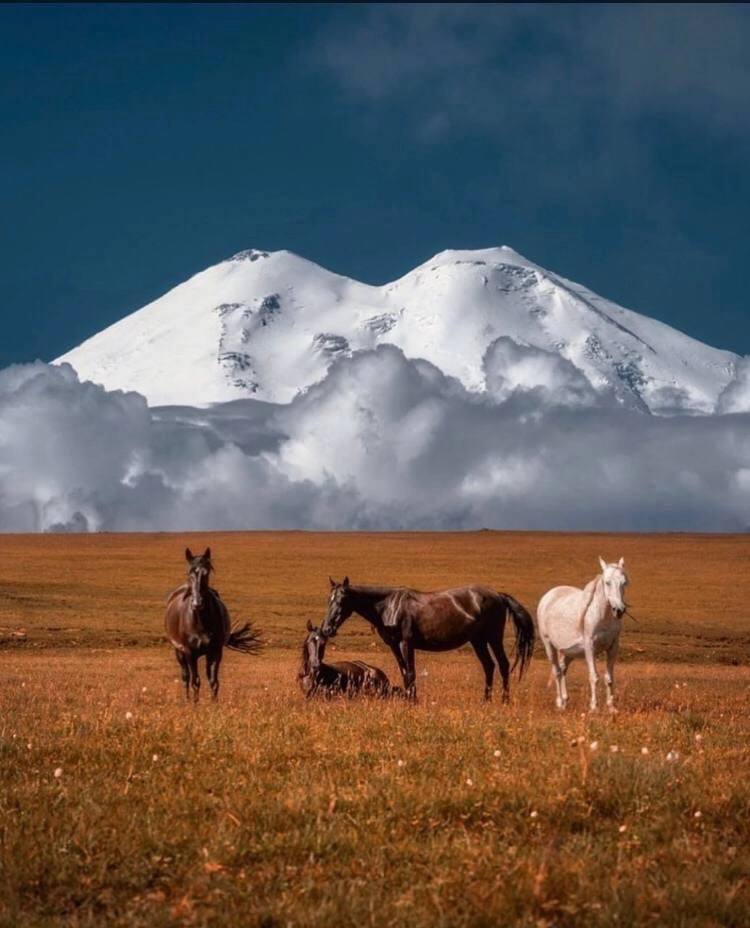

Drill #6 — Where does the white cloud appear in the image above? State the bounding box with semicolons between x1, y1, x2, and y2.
482;337;600;407
1;351;749;532
718;356;750;413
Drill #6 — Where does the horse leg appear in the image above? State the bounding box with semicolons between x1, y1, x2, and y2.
542;637;565;709
471;637;495;702
558;652;571;708
394;640;417;701
175;650;190;701
584;639;598;711
604;640;619;710
206;648;222;700
487;629;511;704
188;653;201;703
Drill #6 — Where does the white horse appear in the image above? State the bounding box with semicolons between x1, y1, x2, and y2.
537;557;629;711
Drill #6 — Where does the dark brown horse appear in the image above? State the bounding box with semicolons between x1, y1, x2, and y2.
298;622;400;699
320;577;534;701
164;547;261;701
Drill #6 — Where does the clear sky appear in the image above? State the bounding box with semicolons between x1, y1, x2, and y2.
1;2;749;368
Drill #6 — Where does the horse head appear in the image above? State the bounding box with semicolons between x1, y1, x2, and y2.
185;547;212;610
598;556;629;617
321;576;353;638
302;621;327;672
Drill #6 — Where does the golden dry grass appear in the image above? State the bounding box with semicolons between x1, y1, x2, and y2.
1;532;749;926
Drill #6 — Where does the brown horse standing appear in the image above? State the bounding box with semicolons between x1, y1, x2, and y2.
164;547;261;700
320;577;534;701
298;622;399;698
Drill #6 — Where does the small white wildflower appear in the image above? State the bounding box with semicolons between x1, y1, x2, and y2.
53;767;63;779
397;759;405;768
125;711;134;721
610;745;619;753
27;743;32;751
589;741;599;752
666;750;679;763
152;754;158;763
493;749;502;758
694;810;702;819
618;824;627;833
465;778;473;786
421;670;428;677
141;686;147;693
694;733;703;743
530;810;538;819
640;747;649;755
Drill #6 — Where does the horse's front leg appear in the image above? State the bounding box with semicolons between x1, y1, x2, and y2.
605;639;619;710
584;639;598;711
391;640;417;701
175;650;190;701
188;653;201;703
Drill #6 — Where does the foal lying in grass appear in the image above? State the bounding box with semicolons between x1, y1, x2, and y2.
298;622;402;698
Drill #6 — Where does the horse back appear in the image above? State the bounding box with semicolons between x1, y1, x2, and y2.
402;585;502;649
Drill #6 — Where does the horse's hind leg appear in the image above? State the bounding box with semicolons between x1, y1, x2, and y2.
471;638;495;701
558;652;572;707
206;649;222;700
541;637;566;709
487;629;511;703
175;650;190;701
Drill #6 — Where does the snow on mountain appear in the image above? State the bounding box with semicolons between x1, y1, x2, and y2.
55;246;738;413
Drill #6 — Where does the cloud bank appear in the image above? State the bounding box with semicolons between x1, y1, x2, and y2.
1;350;749;532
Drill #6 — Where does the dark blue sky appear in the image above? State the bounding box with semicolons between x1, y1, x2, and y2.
2;3;749;368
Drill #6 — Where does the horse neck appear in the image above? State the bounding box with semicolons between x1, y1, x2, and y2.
587;576;609;624
301;639;325;677
300;643;310;676
350;586;393;625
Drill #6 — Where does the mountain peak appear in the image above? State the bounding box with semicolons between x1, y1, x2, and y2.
55;247;738;412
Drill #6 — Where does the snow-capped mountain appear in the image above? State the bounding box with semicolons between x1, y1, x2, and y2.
55;246;738;413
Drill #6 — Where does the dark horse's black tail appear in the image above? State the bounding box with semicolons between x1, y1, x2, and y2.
226;621;264;655
500;594;535;678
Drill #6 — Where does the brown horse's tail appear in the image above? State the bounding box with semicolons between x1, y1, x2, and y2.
500;594;535;679
226;621;263;656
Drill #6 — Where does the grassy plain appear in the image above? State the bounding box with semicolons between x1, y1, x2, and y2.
1;531;749;926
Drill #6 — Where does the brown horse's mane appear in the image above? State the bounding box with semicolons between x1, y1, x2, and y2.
350;583;415;598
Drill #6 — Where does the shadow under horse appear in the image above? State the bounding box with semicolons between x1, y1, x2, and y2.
320;577;534;701
165;547;262;700
298;621;401;698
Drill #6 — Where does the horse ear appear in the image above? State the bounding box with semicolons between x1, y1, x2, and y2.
329;576;336;589
343;576;350;588
618;557;625;569
306;619;313;632
598;556;607;572
204;547;211;560
185;547;193;562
